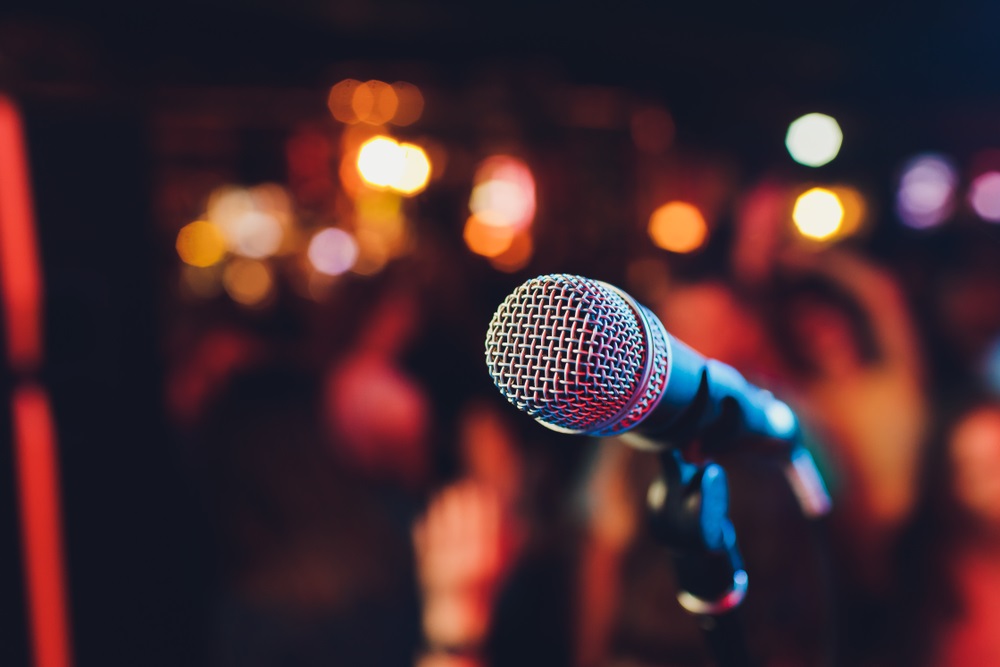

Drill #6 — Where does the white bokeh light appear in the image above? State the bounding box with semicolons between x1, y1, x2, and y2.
308;228;359;276
785;113;843;167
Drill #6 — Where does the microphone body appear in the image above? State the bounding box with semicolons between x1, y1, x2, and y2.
485;274;830;516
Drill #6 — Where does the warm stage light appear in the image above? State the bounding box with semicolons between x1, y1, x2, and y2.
222;259;273;306
489;231;533;272
464;214;517;258
356;136;432;196
391;82;425;126
648;202;708;253
352;80;399;125
328;79;363;124
357;136;404;188
395;143;432;195
829;185;866;237
469;156;536;230
786;113;843;167
227;211;283;259
176;220;227;267
793;188;844;240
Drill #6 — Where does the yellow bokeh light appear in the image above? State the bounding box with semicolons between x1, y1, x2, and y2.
786;113;843;168
395;143;432;195
176;220;227;267
648;202;709;253
830;186;866;236
357;135;404;188
352;80;399;125
355;136;432;196
793;188;844;240
222;259;273;306
464;214;517;258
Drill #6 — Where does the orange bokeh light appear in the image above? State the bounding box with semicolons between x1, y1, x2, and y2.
222;259;274;307
648;202;708;253
391;82;425;126
489;231;533;272
464;215;517;258
352;80;399;126
176;220;227;267
328;79;363;123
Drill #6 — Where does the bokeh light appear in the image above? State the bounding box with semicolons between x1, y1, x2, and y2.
176;220;226;267
206;186;285;258
357;136;403;188
227;211;284;259
969;171;1000;222
329;79;424;127
896;153;957;229
785;113;843;167
308;228;359;276
489;230;533;272
469;156;536;231
222;259;273;307
395;143;432;195
830;185;867;237
464;214;517;257
250;183;295;229
391;82;425;126
793;188;844;240
328;79;363;124
355;136;432;196
648;201;709;253
352;80;399;125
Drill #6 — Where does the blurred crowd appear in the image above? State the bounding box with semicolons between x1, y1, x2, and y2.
164;210;1000;667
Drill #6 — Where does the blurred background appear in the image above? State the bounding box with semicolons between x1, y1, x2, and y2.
4;1;1000;666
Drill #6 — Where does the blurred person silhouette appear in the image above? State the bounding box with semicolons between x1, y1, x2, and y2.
764;250;929;665
323;284;432;493
767;251;927;585
892;399;1000;666
413;398;576;667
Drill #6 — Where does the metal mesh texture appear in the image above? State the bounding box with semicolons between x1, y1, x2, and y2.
485;274;663;434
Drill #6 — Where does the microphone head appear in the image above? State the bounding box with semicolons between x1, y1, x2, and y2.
484;274;669;436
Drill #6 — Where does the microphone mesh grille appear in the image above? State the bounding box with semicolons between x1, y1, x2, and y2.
484;274;647;433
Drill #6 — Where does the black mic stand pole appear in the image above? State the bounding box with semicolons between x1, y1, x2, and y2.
645;448;756;667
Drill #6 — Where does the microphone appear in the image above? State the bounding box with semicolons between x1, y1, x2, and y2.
484;274;830;517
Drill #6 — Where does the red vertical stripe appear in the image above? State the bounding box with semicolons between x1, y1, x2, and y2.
13;386;73;667
0;95;44;372
0;95;74;667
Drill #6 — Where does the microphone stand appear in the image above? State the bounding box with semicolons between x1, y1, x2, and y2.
645;448;755;667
